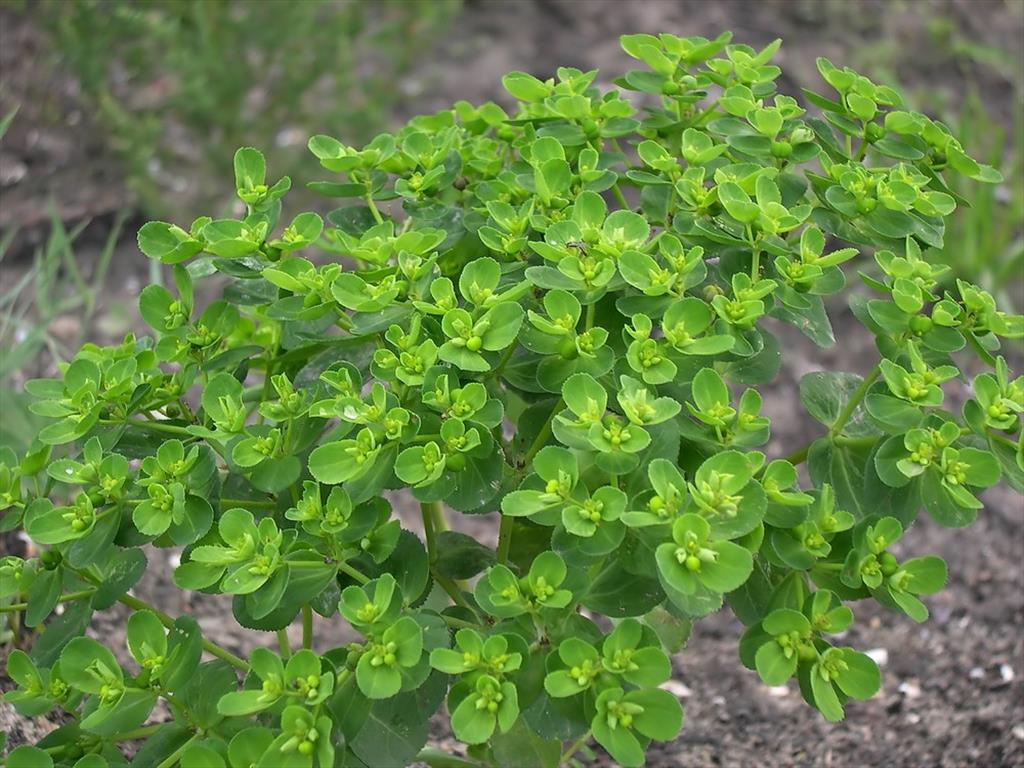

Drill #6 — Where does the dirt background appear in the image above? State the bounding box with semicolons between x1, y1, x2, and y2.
1;1;1023;766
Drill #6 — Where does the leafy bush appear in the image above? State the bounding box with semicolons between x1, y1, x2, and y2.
36;0;457;218
3;31;1023;768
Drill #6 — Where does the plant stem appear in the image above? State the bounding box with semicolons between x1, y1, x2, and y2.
415;748;486;768
421;502;441;565
746;223;761;278
155;733;199;768
365;190;385;225
439;613;477;630
560;730;592;765
435;572;476;616
691;97;721;126
302;604;313;650
523;397;563;470
1;588;94;613
496;514;514;566
105;419;193;436
612;183;630;210
277;629;291;659
338;560;370;584
829;364;881;438
111;723;166;741
966;331;998;367
420;504;479;616
814;562;844;571
491;341;517;378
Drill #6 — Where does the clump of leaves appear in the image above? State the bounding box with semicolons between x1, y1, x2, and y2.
2;32;1022;768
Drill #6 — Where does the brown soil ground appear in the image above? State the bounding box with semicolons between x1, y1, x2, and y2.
2;1;1023;766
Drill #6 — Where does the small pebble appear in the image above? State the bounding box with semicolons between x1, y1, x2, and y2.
1000;664;1015;683
865;648;888;666
969;667;985;680
898;680;921;699
768;685;789;697
661;680;692;698
906;713;921;724
1012;725;1024;741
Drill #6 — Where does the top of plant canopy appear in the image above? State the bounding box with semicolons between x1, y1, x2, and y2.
2;30;1022;768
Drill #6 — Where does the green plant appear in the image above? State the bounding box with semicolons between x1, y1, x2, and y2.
37;0;457;218
3;31;1023;768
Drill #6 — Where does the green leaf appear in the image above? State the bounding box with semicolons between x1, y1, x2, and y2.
491;719;561;768
6;746;54;768
582;557;664;618
137;222;202;264
832;649;880;699
810;668;845;722
800;372;880;438
179;744;225;768
700;541;754;593
503;71;552;102
346;670;447;768
755;639;797;685
234;147;267;191
434;531;496;580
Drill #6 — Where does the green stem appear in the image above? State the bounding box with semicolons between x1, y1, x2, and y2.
155;733;199;768
988;430;1018;450
814;562;844;572
490;341;517;378
496;514;514;566
440;613;477;630
421;502;440;565
746;223;761;278
105;419;193;436
834;435;880;449
365;189;385;225
691;97;721;126
434;572;477;617
415;748;486;768
302;604;313;650
966;331;998;367
111;723;166;741
523;398;563;469
829;364;881;438
560;730;592;765
1;588;94;613
612;183;630;210
338;560;370;584
779;442;809;466
277;629;291;659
